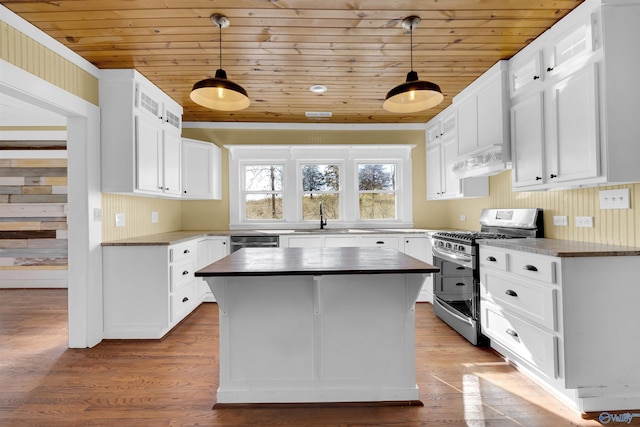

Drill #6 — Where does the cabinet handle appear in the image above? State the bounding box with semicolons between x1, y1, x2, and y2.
455;266;465;270
533;75;540;80
523;264;538;272
376;241;385;245
505;289;518;297
184;249;190;254
182;270;189;275
535;176;542;181
182;297;189;303
184;190;187;194
550;174;557;179
486;256;497;262
158;186;164;190
546;66;554;72
506;328;518;338
455;282;465;287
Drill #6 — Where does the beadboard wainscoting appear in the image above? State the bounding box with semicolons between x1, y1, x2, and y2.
445;170;640;247
0;155;68;288
101;193;183;242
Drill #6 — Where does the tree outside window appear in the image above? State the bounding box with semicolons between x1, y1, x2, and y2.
301;164;340;220
244;164;284;220
358;164;397;220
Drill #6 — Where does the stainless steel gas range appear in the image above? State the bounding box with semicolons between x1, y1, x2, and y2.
431;208;544;345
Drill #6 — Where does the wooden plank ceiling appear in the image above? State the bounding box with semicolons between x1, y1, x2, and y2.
2;0;584;124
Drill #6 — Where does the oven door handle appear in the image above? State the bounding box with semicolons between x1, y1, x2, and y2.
432;246;473;264
435;298;474;327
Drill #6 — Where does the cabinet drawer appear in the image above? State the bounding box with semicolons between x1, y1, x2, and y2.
480;247;508;271
510;253;556;284
171;282;197;324
359;236;401;249
170;241;197;263
482;302;557;379
170;258;196;291
481;271;557;331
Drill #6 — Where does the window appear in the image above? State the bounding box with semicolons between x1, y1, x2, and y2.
358;163;397;220
226;145;414;229
301;164;341;221
243;164;284;220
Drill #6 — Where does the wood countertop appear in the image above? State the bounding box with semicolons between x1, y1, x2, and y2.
195;247;440;277
479;238;640;257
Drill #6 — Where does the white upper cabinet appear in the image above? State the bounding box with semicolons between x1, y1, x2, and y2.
452;60;510;178
425;107;488;200
100;69;184;198
509;0;640;191
182;138;222;200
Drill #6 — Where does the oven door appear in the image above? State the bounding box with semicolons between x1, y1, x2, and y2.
432;251;476;320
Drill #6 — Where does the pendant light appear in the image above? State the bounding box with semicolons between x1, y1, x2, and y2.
383;16;443;113
190;14;250;111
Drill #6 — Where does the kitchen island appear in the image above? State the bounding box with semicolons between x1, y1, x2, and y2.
195;246;439;406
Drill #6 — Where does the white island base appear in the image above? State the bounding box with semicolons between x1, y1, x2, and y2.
207;273;424;405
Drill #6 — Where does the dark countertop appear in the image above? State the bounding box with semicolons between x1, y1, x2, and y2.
101;228;440;246
195;247;440;277
479;238;640;257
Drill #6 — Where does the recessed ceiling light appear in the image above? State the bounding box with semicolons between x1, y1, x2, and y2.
309;84;327;94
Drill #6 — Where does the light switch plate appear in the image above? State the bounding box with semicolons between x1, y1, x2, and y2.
115;213;125;227
576;216;593;228
599;188;630;209
553;215;568;226
151;211;159;223
459;214;466;222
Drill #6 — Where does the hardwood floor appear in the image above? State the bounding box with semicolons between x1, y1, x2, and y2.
0;289;621;426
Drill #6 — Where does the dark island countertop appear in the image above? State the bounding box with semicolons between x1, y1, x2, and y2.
479;238;640;257
195;247;440;277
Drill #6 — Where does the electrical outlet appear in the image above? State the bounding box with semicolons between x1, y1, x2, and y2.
151;211;159;224
459;214;466;222
115;213;126;227
553;215;568;226
576;216;593;228
599;188;631;209
93;208;102;222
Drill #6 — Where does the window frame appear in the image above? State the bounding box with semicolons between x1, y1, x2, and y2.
298;160;344;223
226;145;414;230
241;162;286;222
356;162;399;221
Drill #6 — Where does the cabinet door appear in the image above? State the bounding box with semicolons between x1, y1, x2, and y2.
547;64;600;184
182;140;214;199
162;132;182;196
135;115;162;193
510;51;543;96
402;236;428;261
477;75;506;150
426;144;443;199
442;138;462;198
456;95;478;156
426;120;442;145
511;92;546;188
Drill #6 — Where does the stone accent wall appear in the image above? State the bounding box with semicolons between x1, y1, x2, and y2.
0;157;67;288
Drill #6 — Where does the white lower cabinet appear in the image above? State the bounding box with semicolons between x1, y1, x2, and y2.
196;236;229;302
480;244;640;412
103;240;201;339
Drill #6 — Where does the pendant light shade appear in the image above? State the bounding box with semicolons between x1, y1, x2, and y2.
190;14;250;111
383;16;443;113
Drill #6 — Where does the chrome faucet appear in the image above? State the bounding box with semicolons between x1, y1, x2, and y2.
319;201;327;229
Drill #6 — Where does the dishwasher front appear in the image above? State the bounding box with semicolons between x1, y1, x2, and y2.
229;235;279;253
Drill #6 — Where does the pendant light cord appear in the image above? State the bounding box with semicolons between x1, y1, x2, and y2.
218;23;222;70
409;23;414;72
